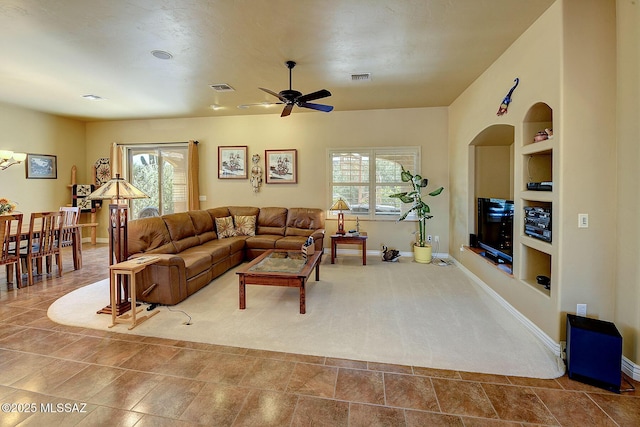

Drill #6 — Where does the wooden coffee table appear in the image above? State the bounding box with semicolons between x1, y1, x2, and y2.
236;249;323;314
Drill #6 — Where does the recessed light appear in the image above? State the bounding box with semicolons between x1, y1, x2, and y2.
82;94;105;101
151;50;173;60
210;104;223;110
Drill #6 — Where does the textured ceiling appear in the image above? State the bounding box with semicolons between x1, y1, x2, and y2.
0;0;555;121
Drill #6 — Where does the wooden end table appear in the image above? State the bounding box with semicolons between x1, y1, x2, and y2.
109;256;160;330
331;232;368;265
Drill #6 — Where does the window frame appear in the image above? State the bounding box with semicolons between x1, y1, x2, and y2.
327;146;421;221
122;142;190;218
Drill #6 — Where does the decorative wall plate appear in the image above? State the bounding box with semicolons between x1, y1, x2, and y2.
73;184;100;212
94;157;110;186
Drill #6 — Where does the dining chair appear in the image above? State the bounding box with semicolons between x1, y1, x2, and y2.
20;211;63;286
59;206;81;269
0;213;23;288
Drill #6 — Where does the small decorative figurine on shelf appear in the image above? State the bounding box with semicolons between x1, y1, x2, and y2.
250;154;263;193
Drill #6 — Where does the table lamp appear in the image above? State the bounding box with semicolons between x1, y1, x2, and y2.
88;173;148;315
330;198;350;235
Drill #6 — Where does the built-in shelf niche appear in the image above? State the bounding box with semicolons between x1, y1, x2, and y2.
520;244;552;297
519;101;555;297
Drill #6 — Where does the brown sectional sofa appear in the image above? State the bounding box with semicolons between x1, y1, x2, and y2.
126;206;325;305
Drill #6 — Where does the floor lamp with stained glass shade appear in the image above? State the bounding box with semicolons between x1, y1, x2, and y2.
88;173;149;315
330;198;350;235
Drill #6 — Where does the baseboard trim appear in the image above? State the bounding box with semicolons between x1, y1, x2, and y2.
622;356;640;382
452;258;563;359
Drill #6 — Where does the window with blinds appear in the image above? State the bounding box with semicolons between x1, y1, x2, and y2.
328;147;420;220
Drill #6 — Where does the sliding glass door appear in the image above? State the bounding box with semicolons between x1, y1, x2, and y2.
126;144;188;219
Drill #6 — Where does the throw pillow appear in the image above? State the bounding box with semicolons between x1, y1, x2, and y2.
215;216;237;238
234;215;256;236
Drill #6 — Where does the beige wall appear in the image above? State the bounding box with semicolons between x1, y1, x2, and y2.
449;1;563;338
85;107;450;254
449;0;620;342
615;0;640;364
0;101;86;216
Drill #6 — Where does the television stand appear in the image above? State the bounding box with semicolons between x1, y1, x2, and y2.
483;251;504;264
466;247;513;275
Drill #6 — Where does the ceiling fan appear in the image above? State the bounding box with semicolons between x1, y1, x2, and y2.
248;60;334;117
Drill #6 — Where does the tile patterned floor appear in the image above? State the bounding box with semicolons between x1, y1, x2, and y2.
0;244;639;426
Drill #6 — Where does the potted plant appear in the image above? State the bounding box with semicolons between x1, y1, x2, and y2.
390;166;444;263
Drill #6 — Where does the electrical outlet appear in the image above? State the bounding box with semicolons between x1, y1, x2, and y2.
577;304;587;317
427;235;432;243
434;235;439;242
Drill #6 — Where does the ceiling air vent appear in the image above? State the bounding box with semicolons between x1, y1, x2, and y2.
351;73;371;82
209;83;235;92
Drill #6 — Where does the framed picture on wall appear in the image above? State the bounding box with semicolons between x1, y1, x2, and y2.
25;154;57;179
218;146;248;179
265;149;297;184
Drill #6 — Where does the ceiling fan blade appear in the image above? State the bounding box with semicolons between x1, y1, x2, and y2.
259;87;287;103
237;101;284;109
281;103;294;117
296;89;331;103
299;102;334;113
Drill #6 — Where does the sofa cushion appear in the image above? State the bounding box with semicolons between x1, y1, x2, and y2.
275;235;315;250
127;217;173;254
162;212;201;252
234;215;256;236
206;207;231;222
228;206;260;217
177;247;213;279
188;210;217;243
199;240;232;263
244;234;282;250
215;216;237;238
256;207;287;236
285;208;325;236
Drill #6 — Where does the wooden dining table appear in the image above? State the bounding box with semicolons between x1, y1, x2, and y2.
12;222;87;271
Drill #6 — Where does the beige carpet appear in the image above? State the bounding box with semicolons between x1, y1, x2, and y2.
48;256;565;378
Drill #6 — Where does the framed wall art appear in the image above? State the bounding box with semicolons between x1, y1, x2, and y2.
26;154;57;179
218;146;248;179
265;149;297;184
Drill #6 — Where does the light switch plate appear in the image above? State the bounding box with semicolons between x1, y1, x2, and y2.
578;213;588;228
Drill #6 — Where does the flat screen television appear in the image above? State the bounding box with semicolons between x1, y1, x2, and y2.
477;197;514;263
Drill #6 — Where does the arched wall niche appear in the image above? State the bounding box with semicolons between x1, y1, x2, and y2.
467;123;515;237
